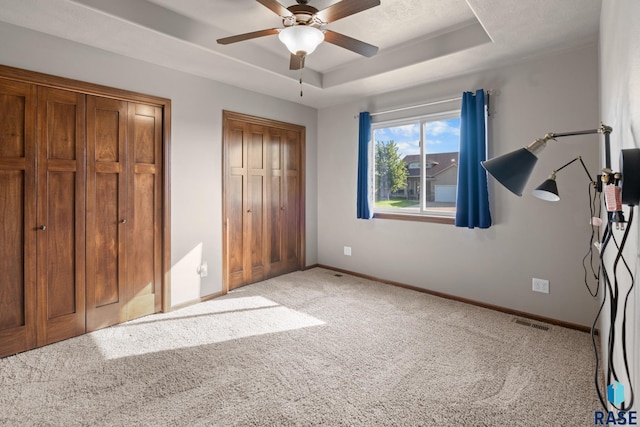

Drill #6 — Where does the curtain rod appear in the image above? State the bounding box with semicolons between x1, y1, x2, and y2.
369;90;494;117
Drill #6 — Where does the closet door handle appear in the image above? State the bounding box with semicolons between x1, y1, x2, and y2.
38;225;47;231
247;209;252;213
120;219;127;224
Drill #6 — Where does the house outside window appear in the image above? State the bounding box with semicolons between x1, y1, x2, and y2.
372;111;461;217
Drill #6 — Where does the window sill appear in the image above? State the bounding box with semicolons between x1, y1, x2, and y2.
372;212;455;225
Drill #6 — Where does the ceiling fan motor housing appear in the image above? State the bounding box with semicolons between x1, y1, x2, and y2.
285;4;323;27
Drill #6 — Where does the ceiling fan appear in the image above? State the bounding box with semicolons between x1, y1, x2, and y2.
217;0;380;70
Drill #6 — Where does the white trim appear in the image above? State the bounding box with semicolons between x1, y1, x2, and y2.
371;109;460;129
369;90;494;118
370;97;462;117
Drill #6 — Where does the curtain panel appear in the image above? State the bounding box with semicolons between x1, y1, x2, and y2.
357;111;372;219
455;90;492;229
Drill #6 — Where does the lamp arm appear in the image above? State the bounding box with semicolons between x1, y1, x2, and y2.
548;123;612;139
577;157;595;183
554;156;581;173
551;156;595;184
552;156;595;184
546;123;613;169
549;128;602;138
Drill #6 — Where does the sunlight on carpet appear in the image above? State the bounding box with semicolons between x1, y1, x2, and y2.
0;269;601;426
90;295;326;360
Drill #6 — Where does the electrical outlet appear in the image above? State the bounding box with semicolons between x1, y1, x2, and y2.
197;261;208;278
344;246;352;256
532;278;549;294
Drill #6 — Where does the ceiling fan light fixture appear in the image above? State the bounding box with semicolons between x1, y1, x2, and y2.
278;25;324;56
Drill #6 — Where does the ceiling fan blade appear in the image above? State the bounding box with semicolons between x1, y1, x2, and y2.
256;0;293;17
324;30;378;57
217;28;280;45
289;54;305;70
315;0;380;23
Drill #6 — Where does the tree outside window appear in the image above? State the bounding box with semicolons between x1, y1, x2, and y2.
375;140;408;201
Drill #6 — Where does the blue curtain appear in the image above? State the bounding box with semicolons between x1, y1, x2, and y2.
455;90;492;228
357;112;372;219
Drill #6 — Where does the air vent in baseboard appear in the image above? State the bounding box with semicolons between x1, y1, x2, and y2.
512;318;550;331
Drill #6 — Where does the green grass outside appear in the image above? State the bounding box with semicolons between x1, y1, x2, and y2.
375;199;419;208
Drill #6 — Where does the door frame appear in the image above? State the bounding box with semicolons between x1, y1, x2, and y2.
221;110;306;293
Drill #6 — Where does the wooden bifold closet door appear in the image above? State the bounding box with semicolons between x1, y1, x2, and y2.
0;83;86;351
86;96;163;332
223;111;305;291
0;79;37;357
36;87;86;347
0;65;169;358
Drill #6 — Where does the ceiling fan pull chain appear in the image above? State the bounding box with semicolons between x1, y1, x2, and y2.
299;68;303;97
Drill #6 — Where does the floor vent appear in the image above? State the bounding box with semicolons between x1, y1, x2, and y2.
530;323;550;331
513;319;531;327
513;318;550;331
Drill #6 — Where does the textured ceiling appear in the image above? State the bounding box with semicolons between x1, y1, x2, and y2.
0;0;601;108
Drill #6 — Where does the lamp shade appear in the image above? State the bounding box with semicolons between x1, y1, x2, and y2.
532;177;560;201
278;26;324;56
481;148;538;196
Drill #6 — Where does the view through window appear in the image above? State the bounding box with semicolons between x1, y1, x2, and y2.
373;112;461;216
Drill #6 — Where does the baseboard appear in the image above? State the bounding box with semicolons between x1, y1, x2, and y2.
316;264;596;334
169;266;322;311
169;290;226;312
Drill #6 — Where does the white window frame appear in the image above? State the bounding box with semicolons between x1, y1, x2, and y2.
371;109;461;220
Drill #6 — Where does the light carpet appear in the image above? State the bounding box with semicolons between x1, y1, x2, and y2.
0;268;601;426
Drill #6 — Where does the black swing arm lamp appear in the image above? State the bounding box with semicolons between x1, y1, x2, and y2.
481;123;640;206
481;121;640;411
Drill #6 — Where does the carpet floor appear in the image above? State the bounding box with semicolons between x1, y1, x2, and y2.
0;268;601;426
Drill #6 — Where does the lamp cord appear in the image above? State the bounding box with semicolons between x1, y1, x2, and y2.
593;212;614;410
592;206;636;411
607;207;635;410
592;270;608;409
583;182;601;297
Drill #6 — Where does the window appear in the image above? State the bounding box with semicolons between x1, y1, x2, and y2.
372;111;461;218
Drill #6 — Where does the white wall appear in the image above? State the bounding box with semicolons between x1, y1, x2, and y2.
0;22;318;308
600;0;639;410
318;44;601;327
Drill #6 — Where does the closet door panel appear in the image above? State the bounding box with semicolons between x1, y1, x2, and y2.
36;87;85;346
130;172;155;298
0;172;26;329
266;129;283;276
225;121;247;289
0;80;36;358
86;96;128;331
0;88;28;157
126;103;162;319
45;171;78;318
94;173;120;305
0;171;36;356
283;130;301;272
248;125;266;283
227;174;245;286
